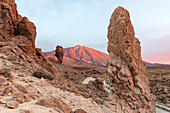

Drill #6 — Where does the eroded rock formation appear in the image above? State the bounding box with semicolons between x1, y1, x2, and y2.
0;0;58;76
107;6;156;113
55;45;64;64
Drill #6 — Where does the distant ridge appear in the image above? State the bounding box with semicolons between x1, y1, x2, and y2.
145;61;170;67
44;45;169;67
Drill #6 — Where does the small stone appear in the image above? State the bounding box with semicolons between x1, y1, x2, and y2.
8;93;12;96
0;67;6;74
6;101;18;109
3;86;15;96
0;77;6;84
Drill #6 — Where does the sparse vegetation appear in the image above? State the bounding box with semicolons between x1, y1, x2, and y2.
94;97;104;105
17;74;25;77
148;66;170;106
33;71;55;80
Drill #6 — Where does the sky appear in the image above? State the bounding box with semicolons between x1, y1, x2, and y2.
15;0;170;64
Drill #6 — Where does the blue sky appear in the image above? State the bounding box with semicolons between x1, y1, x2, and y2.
15;0;170;64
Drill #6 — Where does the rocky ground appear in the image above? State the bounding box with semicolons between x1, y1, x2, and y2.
54;63;170;109
1;47;169;113
148;66;170;107
53;64;109;105
0;52;116;113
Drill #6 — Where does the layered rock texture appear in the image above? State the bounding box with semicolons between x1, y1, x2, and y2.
55;45;64;64
0;0;58;76
107;7;156;113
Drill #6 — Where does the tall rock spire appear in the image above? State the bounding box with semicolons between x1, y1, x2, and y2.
107;6;156;113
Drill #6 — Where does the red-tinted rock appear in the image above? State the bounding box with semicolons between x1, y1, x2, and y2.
35;48;59;76
13;93;29;103
3;86;15;96
36;97;73;113
74;109;87;113
57;99;72;113
0;0;36;54
10;35;35;55
16;85;28;94
55;45;64;64
107;6;156;113
0;0;17;36
27;93;40;101
0;0;60;85
18;17;36;48
0;77;5;84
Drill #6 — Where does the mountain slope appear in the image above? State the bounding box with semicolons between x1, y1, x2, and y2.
44;45;170;67
44;45;108;67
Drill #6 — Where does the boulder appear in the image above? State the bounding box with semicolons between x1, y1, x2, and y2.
16;85;28;94
6;101;18;109
74;108;87;113
36;97;73;113
107;6;156;113
95;77;104;91
13;93;29;103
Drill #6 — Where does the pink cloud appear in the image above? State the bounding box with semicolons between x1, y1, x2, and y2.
144;51;170;64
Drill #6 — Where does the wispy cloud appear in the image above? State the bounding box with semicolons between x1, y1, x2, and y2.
139;24;170;63
16;0;170;64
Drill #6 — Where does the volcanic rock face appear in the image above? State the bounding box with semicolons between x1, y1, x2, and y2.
0;0;58;76
17;17;36;48
55;45;64;64
0;0;19;36
107;7;156;113
0;0;36;54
